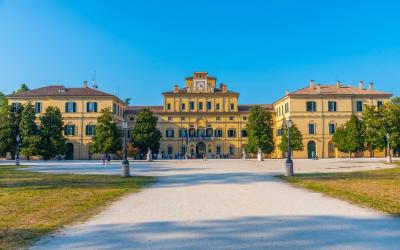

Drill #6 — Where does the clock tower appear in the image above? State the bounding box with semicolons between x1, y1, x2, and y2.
187;72;216;93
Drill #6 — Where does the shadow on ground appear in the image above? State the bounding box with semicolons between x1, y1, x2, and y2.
35;216;400;250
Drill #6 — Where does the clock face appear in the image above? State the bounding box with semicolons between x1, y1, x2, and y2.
197;81;205;90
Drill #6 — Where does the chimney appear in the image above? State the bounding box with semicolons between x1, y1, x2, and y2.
173;84;179;93
369;82;374;91
285;89;289;96
316;83;321;93
83;81;88;88
220;83;227;92
310;80;315;88
359;81;364;89
336;81;341;88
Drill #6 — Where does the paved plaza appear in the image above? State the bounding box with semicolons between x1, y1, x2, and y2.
2;159;400;249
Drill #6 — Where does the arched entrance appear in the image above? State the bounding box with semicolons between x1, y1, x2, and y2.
307;141;316;159
328;141;335;158
196;142;206;158
65;143;74;160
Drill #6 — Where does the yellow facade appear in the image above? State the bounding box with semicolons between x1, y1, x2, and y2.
7;84;127;160
6;74;393;160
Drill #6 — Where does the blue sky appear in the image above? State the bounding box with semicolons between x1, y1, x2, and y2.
1;0;400;105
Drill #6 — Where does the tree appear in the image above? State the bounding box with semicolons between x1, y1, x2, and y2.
91;108;122;155
0;91;7;112
13;83;29;94
20;102;40;159
362;105;386;157
131;108;162;154
0;104;23;158
384;100;400;153
39;106;65;160
245;106;274;154
278;122;304;154
332;114;364;157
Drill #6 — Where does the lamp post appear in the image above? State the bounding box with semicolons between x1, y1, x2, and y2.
15;134;20;166
386;132;392;163
285;118;294;176
121;117;130;177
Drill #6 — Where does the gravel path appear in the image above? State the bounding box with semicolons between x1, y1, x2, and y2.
20;159;400;249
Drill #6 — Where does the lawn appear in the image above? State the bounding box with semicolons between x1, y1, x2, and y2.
0;165;152;249
280;165;400;216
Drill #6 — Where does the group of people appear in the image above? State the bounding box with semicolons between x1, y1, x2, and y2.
101;153;112;165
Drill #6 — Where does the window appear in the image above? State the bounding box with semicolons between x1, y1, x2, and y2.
356;101;363;112
181;103;186;110
306;101;316;112
64;125;75;136
112;103;117;114
227;129;236;138
241;130;248;137
309;124;315;135
197;129;206;137
229;145;235;155
206;128;213;138
328;101;337;112
32;102;42;113
180;116;186;121
214;129;223;137
230;103;235;110
166;129;174;138
229;116;234;121
86;125;96;136
377;100;383;108
168;116;173;121
207;101;212;110
179;129;188;138
216;116;221;121
65;102;76;113
216;103;220;110
167;103;171;110
243;116;247;121
190;101;195;110
284;103;289;113
216;145;222;154
129;117;135;121
329;123;335;134
198;102;203;110
189;128;196;137
276;128;283;136
11;103;21;112
86;102;98;112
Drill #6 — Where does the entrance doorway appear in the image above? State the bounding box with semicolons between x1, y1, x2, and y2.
196;142;206;158
307;141;316;159
65;143;74;160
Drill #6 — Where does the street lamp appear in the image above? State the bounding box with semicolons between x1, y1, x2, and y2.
15;134;20;166
285;118;294;176
386;132;392;163
121;117;130;177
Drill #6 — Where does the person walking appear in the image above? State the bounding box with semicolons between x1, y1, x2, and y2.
102;153;106;165
106;153;111;165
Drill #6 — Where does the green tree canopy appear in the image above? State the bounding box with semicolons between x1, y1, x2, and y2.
131;108;162;154
20;102;40;158
362;105;386;156
13;83;29;94
278;122;304;154
91;108;122;154
0;91;7;112
39;106;65;160
0;104;23;158
332;114;364;157
245;106;274;154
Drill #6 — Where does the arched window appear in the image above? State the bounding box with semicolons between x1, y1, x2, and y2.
86;124;96;136
64;124;75;136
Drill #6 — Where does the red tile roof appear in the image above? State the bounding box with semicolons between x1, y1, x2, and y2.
290;84;391;96
7;85;118;98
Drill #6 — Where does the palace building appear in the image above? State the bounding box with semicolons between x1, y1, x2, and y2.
7;72;393;160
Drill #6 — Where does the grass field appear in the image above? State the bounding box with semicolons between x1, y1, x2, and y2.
281;165;400;216
0;165;152;249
